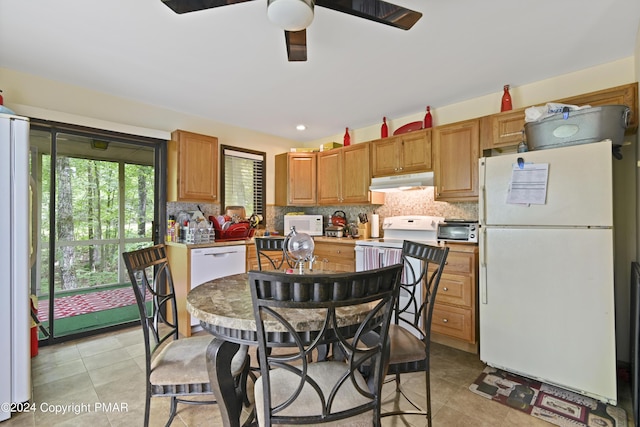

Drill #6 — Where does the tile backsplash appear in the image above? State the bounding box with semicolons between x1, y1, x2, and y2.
168;187;477;237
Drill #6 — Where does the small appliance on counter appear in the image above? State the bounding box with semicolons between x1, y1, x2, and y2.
325;225;344;238
437;219;478;243
283;214;323;236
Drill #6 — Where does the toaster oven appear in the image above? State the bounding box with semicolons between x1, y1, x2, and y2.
437;220;478;243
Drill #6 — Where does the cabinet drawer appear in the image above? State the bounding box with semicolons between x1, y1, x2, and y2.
443;252;473;274
430;251;472;274
314;243;355;260
431;304;473;341
435;273;472;307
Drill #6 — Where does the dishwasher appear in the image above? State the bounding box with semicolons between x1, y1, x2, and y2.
190;245;247;326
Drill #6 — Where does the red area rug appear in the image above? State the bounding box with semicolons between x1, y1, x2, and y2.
37;287;143;322
469;367;627;427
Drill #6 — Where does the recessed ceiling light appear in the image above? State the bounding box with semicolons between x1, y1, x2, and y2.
296;124;306;131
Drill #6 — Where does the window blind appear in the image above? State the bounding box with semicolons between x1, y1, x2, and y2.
223;147;265;217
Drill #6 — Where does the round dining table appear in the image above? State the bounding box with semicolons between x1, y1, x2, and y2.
186;272;379;427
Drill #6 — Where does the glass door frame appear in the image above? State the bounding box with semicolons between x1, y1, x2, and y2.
30;119;167;346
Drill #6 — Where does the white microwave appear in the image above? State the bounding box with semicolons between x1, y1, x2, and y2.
283;215;323;236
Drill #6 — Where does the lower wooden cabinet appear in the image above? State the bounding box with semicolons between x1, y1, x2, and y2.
246;243;258;271
313;239;355;272
247;239;356;273
431;244;479;353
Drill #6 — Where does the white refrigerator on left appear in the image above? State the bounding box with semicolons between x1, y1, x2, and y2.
0;113;31;421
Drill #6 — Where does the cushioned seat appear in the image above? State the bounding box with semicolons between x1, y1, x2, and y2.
122;244;249;427
149;335;246;392
255;362;373;427
381;240;449;427
249;265;403;426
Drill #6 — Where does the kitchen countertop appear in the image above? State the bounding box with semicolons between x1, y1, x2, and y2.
165;239;253;249
165;236;478;250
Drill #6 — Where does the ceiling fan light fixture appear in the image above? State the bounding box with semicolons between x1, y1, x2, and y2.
267;0;314;31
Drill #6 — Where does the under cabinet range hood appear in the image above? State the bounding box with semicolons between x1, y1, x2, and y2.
369;171;434;192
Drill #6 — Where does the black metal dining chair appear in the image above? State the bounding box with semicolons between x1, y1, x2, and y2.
254;236;294;271
248;265;403;426
122;244;250;427
381;240;449;426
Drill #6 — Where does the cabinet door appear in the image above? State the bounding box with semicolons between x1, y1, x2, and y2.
433;119;479;201
288;153;317;206
314;241;355;272
481;109;526;150
168;130;218;202
341;143;371;204
371;137;400;177
398;129;431;173
557;82;638;131
317;150;342;205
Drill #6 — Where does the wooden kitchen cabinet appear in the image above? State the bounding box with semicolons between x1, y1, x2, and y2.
431;244;479;353
246;243;258;271
165;244;195;337
168;130;218;202
480;108;526;151
480;82;639;151
317;143;371;205
371;129;431;177
313;239;355;272
274;152;317;206
556;82;638;132
432;119;480;201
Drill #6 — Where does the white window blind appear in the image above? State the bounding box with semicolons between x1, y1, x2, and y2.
223;147;265;217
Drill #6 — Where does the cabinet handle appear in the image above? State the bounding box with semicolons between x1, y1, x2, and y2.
336;250;341;254
442;318;449;323
443;287;448;292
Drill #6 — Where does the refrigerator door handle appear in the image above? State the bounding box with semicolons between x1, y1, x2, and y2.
480;227;487;304
479;158;486;226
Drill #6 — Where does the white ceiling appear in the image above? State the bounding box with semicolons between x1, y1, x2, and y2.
1;0;639;142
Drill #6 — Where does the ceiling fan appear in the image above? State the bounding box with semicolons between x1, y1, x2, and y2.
161;0;422;62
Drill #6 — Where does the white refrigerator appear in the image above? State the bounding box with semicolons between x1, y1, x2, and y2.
478;140;617;404
0;113;31;421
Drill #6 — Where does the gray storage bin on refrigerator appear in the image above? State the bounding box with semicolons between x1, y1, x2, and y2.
524;105;630;156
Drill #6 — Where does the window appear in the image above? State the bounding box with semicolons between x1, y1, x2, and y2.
221;145;265;220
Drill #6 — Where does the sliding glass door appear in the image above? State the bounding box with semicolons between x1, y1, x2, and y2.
30;122;165;343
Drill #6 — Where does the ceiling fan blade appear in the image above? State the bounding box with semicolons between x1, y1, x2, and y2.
161;0;253;14
285;30;307;62
316;0;422;30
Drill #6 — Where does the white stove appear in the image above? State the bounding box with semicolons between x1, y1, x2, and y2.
354;215;444;338
355;215;443;251
355;215;444;271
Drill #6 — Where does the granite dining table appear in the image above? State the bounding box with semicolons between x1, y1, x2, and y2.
186;272;381;427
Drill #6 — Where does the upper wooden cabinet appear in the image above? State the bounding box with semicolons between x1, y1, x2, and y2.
274;152;317;206
480;108;526;151
317;143;371;205
480;82;639;151
556;82;638;131
371;129;431;177
432;119;480;201
168;130;218;202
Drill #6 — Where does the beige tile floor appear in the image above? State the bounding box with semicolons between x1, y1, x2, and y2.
3;326;635;427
